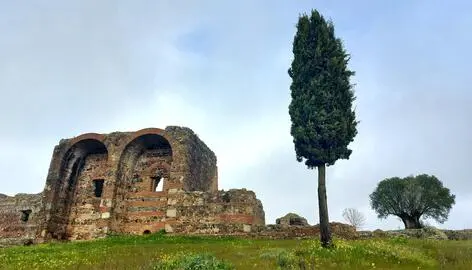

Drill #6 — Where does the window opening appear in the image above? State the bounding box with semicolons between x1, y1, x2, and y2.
20;209;32;222
143;230;151;235
93;179;104;197
151;176;164;192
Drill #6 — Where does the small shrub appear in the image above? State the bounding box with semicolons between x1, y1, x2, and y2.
421;226;448;240
153;253;234;270
266;237;437;269
388;235;409;245
275;250;297;269
259;248;288;260
372;229;387;238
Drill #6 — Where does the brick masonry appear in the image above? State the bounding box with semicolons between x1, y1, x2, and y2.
0;126;266;244
0;193;42;246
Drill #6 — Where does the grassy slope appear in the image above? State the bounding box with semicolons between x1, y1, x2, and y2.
0;234;471;269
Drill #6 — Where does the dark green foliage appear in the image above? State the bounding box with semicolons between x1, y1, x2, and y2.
153;253;234;270
288;9;358;248
369;174;456;229
288;9;358;168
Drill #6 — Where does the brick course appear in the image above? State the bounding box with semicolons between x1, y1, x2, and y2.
0;126;266;245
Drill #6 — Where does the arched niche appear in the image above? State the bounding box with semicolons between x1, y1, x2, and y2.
47;138;108;240
112;133;173;232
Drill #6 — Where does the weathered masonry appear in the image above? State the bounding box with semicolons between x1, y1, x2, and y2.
0;127;265;245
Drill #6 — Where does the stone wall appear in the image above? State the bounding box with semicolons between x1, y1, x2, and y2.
39;136;111;240
66;153;109;240
0;193;42;247
249;222;358;240
165;126;218;192
276;213;309;226
33;127;223;241
359;228;472;241
165;189;265;235
0;126;264;245
443;229;472;240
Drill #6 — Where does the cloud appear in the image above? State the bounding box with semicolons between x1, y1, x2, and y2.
0;0;471;231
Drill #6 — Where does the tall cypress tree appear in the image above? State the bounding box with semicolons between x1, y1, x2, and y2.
288;10;358;248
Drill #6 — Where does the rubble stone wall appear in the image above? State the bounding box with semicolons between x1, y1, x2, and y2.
36;127;222;241
0;193;42;247
1;126;264;245
165;189;265;235
251;222;358;239
167;127;218;192
66;153;110;240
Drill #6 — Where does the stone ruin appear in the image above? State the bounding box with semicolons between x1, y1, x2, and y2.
0;127;265;246
276;213;309;226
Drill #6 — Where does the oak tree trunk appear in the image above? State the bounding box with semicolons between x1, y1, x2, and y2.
401;215;422;229
317;164;331;247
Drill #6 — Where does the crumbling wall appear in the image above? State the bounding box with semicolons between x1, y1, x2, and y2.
165;127;218;192
165;189;265;235
14;126;263;243
108;127;219;235
276;213;309;226
66;153;109;240
443;229;472;240
0;193;42;247
117;137;173;234
250;222;358;240
38;134;111;240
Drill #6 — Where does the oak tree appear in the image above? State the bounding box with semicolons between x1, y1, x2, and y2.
369;174;455;229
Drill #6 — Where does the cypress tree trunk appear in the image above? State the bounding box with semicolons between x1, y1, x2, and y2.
318;164;332;247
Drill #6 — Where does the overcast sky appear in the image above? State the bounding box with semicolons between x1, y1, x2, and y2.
1;1;471;230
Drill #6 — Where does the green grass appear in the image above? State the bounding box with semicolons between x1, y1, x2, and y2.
0;233;471;269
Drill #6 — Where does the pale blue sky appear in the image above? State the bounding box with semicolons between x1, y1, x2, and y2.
1;1;471;230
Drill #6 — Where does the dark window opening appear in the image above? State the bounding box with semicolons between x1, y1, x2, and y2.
93;179;104;197
143;230;151;235
20;209;32;222
151;176;164;192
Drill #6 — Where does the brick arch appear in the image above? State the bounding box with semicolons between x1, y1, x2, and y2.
121;129;173;161
61;137;110;172
129;128;168;143
46;136;109;240
110;129;174;233
69;133;106;146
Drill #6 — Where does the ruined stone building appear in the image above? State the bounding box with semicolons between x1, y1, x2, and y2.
0;127;265;245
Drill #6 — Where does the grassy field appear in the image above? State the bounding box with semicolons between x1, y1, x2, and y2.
1;232;471;269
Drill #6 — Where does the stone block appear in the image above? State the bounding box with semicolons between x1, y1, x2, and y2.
166;208;177;218
243;224;251;233
165;224;174;233
168;188;178;194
